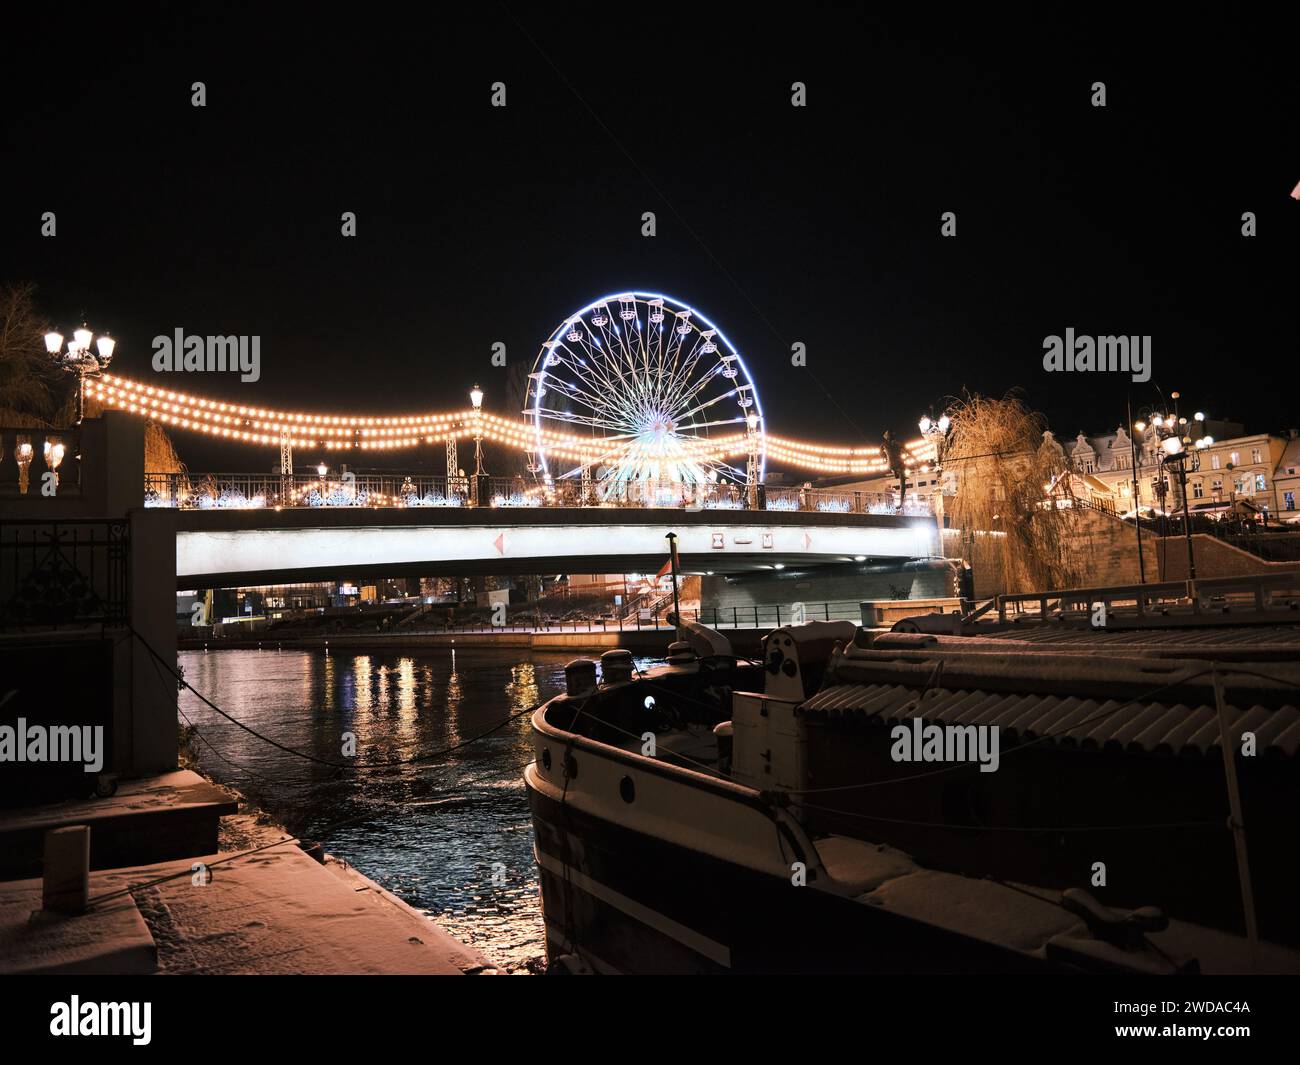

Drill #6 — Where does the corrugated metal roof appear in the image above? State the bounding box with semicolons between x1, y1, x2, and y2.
972;624;1300;650
799;682;1300;757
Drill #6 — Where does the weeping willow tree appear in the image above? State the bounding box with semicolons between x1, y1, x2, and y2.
0;282;65;426
941;391;1085;593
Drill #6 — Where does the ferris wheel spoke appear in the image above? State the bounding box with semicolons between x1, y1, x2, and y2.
531;406;635;431
534;366;617;419
674;386;746;423
674;415;750;434
662;358;725;415
547;351;633;419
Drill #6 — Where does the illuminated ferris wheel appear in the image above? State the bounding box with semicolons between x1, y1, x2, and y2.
526;293;765;498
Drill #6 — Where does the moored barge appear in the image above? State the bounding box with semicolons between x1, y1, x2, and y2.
524;616;1300;974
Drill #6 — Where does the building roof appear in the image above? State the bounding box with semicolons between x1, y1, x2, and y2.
1047;470;1113;496
1275;438;1300;481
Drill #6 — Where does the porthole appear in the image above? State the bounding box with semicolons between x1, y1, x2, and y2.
619;776;636;804
541;747;551;770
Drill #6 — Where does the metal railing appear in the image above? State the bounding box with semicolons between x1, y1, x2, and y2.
0;519;130;630
1201;527;1300;563
144;470;932;515
193;598;872;641
698;600;864;628
996;571;1300;623
421;600;864;633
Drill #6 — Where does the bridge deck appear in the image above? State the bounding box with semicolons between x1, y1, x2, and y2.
172;507;940;586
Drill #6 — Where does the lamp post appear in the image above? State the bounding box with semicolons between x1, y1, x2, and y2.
665;531;682;634
469;385;485;475
46;325;115;424
469;385;485;506
1133;407;1177;527
1133;395;1208;578
918;413;951;462
918;412;951;534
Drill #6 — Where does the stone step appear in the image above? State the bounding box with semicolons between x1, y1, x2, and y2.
0;881;156;974
0;770;238;879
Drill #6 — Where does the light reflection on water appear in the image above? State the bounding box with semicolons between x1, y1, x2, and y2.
177;646;586;969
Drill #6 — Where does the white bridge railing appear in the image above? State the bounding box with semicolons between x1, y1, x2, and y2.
144;471;932;516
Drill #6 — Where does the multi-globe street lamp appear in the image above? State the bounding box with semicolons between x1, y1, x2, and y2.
918;413;950;462
1134;401;1202;582
45;324;115;424
918;412;951;522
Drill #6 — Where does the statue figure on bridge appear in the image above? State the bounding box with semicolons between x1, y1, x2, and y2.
881;430;907;509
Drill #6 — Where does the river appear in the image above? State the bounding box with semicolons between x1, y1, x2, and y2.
177;645;616;971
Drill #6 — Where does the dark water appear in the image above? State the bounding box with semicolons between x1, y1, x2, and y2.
177;646;585;969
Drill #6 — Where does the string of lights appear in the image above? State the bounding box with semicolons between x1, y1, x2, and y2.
89;372;933;475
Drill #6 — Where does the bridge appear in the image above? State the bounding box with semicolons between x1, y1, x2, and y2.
11;292;953;590
172;505;939;588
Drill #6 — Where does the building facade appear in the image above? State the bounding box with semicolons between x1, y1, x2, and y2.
1054;422;1290;518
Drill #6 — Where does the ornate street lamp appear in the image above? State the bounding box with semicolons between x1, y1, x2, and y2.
46;324;115;424
918;411;952;523
469;385;486;507
918;413;951;465
469;385;485;476
1130;396;1189;577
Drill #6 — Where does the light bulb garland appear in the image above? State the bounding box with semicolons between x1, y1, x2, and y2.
89;372;928;475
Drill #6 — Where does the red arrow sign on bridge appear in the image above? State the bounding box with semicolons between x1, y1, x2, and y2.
493;533;506;555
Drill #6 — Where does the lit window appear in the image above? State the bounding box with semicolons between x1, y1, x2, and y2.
1286;491;1296;511
1255;473;1267;493
1251;448;1262;464
1230;451;1240;466
1211;454;1221;470
1192;480;1204;499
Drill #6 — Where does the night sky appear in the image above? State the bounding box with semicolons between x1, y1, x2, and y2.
4;5;1296;471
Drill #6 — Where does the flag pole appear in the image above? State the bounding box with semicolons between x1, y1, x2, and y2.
665;531;682;634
